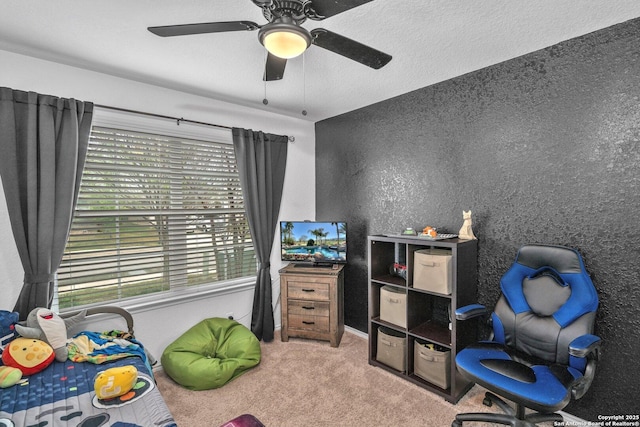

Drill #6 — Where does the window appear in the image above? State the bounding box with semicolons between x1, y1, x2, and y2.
58;109;255;309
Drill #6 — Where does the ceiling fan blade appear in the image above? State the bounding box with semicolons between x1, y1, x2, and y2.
309;0;373;19
311;28;391;69
148;21;260;37
264;53;287;81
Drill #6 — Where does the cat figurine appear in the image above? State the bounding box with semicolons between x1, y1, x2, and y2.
458;210;477;240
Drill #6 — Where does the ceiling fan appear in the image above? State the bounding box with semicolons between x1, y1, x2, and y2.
148;0;392;81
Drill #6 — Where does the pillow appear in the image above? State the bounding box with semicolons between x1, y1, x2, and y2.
94;365;138;400
2;337;55;376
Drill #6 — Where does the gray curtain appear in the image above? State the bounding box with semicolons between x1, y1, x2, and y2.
0;87;93;320
232;128;288;342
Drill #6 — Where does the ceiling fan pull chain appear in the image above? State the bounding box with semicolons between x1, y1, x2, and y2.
263;49;269;105
302;52;307;116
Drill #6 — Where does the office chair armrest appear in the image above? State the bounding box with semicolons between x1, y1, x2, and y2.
569;334;601;359
569;334;601;400
455;304;489;321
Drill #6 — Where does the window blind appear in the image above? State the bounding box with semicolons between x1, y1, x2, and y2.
58;126;256;309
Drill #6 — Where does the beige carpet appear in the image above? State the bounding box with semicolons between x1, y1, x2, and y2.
154;331;511;426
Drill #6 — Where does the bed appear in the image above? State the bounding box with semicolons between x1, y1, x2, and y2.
0;306;176;427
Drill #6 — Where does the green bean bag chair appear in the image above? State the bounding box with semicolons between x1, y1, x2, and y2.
161;318;261;390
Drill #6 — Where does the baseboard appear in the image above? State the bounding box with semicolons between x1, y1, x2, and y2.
558;411;587;424
345;325;368;339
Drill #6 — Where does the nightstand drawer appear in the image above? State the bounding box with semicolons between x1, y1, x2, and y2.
288;300;330;317
288;281;330;300
289;314;330;332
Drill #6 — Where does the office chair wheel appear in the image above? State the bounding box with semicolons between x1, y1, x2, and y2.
483;396;493;407
451;420;462;427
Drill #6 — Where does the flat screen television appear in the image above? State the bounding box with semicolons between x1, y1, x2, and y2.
280;221;347;266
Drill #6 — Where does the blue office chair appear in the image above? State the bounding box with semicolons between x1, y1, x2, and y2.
452;244;601;427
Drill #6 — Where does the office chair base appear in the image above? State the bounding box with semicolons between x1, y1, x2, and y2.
451;392;564;427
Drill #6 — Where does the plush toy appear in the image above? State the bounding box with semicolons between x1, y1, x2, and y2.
14;307;86;362
0;366;22;388
2;337;55;376
0;310;20;354
93;365;138;400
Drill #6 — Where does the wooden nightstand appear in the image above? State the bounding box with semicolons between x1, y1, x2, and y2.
279;264;344;347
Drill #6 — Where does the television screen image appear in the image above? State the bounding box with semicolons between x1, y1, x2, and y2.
280;221;347;264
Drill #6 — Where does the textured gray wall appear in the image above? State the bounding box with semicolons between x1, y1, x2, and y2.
315;18;640;420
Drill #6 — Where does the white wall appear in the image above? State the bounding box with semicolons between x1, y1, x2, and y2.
0;49;316;358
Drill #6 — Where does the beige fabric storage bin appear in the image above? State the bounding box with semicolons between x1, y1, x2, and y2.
379;286;406;328
377;326;406;372
414;341;451;389
413;249;452;295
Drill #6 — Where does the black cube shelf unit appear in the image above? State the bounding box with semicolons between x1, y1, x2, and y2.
368;234;478;403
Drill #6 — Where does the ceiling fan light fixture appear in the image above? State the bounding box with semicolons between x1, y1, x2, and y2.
259;22;311;59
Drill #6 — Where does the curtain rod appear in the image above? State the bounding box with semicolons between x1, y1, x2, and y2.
94;104;295;142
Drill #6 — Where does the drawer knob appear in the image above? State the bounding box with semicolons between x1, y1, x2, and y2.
302;288;315;292
302;321;315;325
302;306;315;310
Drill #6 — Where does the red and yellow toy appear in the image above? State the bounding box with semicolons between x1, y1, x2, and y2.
2;337;55;376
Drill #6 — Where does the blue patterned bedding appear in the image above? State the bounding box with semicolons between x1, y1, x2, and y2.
0;354;176;427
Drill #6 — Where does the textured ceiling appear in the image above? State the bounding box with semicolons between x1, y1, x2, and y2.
2;0;640;122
